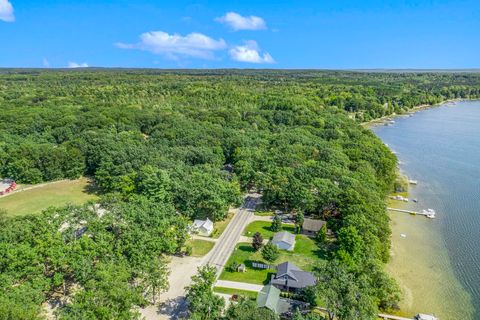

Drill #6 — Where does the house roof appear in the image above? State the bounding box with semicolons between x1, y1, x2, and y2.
271;261;316;289
256;285;281;313
302;218;326;232
193;218;214;231
272;231;295;246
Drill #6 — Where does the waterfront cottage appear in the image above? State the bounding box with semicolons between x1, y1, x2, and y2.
272;231;296;251
270;261;316;291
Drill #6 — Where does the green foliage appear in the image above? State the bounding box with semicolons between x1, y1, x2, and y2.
57;262;144;320
315;260;377;320
295;212;305;233
226;261;240;272
1;69;463;317
291;309;326;320
252;232;264;251
224;297;278;320
270;215;282;232
185;265;225;320
299;285;318;306
261;242;280;262
0;197;188;318
316;224;327;244
393;174;409;193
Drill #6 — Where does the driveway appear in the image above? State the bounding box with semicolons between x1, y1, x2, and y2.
215;280;264;292
140;255;205;320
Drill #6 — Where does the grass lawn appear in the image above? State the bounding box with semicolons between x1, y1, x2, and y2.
211;212;234;238
219;236;325;285
213;286;258;300
0;178;99;216
243;220;296;239
254;210;274;217
186;239;215;257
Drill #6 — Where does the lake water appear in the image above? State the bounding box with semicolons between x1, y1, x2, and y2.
372;101;480;320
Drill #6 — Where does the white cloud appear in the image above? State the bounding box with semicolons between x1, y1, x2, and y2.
116;31;227;60
216;12;266;31
67;62;89;68
229;41;274;64
43;58;50;68
0;0;14;22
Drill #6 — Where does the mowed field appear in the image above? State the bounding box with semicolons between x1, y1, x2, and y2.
0;178;99;216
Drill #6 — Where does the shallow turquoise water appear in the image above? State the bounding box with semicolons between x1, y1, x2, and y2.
373;101;480;319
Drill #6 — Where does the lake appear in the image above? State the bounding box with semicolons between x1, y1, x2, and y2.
372;100;480;320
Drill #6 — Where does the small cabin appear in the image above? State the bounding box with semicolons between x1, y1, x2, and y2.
302;218;326;237
192;218;214;237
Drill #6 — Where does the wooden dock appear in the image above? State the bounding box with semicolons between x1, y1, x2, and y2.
315;307;413;320
378;313;412;320
387;207;435;218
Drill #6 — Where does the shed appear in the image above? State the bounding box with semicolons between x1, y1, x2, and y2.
302;218;326;237
237;263;246;273
192;218;214;236
272;231;296;251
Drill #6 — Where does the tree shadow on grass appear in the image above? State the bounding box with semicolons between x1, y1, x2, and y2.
82;177;102;196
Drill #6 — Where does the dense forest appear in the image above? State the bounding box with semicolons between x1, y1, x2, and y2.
1;69;480;319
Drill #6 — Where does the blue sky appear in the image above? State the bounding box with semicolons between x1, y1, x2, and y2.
0;0;479;69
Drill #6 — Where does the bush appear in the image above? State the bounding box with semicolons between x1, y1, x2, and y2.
271;215;282;232
227;262;240;272
252;232;264;251
316;224;327;244
261;242;280;262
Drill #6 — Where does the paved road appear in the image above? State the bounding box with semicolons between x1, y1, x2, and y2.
203;193;261;275
215;280;264;292
141;193;261;320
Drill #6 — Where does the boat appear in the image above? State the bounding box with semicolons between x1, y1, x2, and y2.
400;233;407;238
421;208;436;219
412;198;418;203
409;179;418;185
415;314;438;320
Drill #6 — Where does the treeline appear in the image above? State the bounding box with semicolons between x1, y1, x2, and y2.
0;70;479;319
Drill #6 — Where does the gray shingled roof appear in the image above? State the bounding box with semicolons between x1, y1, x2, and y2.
270;261;316;289
272;231;295;245
302;218;326;232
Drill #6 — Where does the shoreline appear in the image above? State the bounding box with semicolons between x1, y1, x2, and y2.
362;98;471;127
372;104;477;319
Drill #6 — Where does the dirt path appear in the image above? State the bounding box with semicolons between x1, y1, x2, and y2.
0;179;69;198
140;255;205;320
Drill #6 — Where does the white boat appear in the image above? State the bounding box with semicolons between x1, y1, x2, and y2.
421;209;436;219
400;233;407;238
415;314;438;320
409;179;418;185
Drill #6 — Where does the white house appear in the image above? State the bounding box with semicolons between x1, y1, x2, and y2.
272;231;296;251
192;218;214;237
